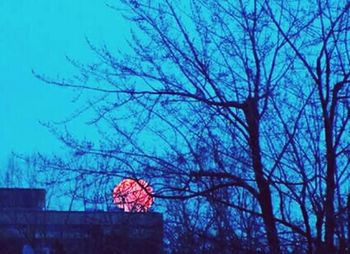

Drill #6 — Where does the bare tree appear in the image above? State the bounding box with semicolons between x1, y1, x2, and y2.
264;1;350;252
33;0;350;253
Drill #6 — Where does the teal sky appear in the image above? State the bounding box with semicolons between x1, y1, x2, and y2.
0;1;128;168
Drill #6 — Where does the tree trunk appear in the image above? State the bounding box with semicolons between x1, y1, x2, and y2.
315;211;324;254
244;97;281;254
324;119;336;253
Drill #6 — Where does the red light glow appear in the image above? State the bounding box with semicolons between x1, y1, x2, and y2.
113;179;154;212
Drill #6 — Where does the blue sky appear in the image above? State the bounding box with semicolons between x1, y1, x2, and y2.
0;0;128;168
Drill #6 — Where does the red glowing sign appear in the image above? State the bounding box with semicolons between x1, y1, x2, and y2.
113;179;154;212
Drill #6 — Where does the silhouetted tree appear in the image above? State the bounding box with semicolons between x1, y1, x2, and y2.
34;0;350;253
264;1;350;252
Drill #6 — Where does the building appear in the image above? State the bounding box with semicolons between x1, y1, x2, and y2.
0;188;163;254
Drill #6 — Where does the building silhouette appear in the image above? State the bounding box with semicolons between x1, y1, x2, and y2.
0;188;163;254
